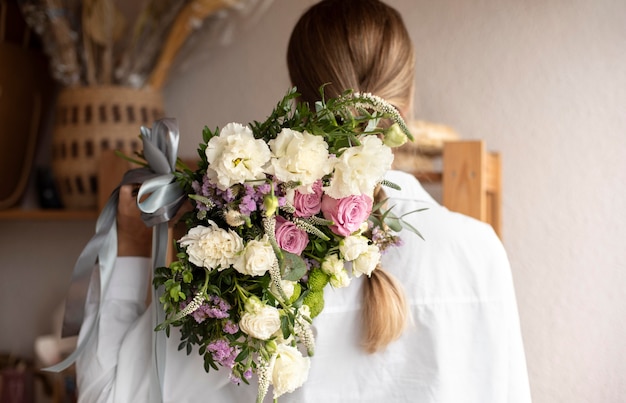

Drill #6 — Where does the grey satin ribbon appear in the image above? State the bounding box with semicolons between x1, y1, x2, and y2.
45;118;186;403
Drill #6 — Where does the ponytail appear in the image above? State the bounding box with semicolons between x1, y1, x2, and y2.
361;184;410;353
362;267;409;353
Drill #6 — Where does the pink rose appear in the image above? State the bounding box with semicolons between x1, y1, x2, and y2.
293;180;323;217
321;194;373;237
275;216;309;255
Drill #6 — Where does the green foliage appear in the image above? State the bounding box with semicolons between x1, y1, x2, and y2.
303;290;325;318
307;268;329;292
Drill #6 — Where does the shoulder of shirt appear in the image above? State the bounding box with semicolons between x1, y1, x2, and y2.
384;170;501;245
384;170;438;204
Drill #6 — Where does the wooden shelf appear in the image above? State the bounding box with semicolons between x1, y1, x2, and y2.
0;208;97;221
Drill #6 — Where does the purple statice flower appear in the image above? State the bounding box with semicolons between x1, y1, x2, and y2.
223;320;239;335
229;373;242;385
207;339;238;368
243;369;253;380
371;226;385;243
184;294;231;323
392;236;404;248
211;295;231;312
192;175;239;210
239;183;278;215
190;176;232;212
257;182;271;195
370;226;405;254
218;186;236;204
239;194;257;215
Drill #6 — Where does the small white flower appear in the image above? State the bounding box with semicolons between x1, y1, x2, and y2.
178;221;244;270
383;123;408;147
339;235;370;261
233;236;276;276
329;270;352;288
271;279;297;300
324;135;394;198
268;129;333;192
321;254;344;276
271;343;311;399
239;304;281;340
352;244;381;277
205;122;271;190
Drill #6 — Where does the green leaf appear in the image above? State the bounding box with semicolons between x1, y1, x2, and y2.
400;219;425;241
281;315;291;339
384;216;403;232
280;251;308;281
235;347;249;362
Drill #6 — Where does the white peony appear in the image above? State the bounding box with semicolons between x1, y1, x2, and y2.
178;221;244;270
268;129;332;192
352;244;381;278
272;344;311;399
205;122;271;190
324;135;394;198
339;235;370;261
239;304;281;340
233;236;276;276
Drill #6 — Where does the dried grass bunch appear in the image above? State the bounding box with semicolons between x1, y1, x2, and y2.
19;0;255;89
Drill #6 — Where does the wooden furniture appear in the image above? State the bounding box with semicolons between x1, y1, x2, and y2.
414;140;502;238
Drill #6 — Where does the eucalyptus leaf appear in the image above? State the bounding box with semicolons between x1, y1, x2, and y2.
280;251;308;281
385;217;403;232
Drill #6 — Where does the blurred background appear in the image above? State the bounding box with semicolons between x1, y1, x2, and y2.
1;0;625;402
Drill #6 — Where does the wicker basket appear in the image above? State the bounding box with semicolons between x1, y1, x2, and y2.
51;86;164;209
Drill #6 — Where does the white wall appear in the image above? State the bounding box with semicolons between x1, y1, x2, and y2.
162;0;626;402
1;1;624;402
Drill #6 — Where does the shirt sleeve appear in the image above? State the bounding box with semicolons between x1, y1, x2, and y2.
498;246;533;403
76;257;151;403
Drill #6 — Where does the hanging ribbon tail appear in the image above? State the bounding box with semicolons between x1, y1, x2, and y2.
137;118;184;402
44;118;185;382
59;192;118;338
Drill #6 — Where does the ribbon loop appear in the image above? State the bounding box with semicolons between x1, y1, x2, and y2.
141;118;179;174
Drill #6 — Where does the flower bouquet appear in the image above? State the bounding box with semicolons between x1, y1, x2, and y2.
149;87;418;402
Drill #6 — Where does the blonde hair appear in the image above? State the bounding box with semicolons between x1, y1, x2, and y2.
288;0;414;353
287;0;416;117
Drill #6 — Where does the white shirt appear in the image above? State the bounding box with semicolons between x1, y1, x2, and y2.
77;170;532;403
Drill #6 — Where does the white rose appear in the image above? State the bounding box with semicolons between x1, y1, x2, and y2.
205;123;271;190
321;254;344;276
272;344;311;399
352;244;381;277
339;235;370;261
324;135;394;198
329;269;351;288
268;129;332;192
271;279;297;300
239;304;281;340
233;236;276;276
178;221;244;270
